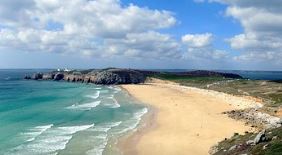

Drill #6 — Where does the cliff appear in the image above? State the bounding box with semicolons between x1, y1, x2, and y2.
24;69;243;85
24;68;146;85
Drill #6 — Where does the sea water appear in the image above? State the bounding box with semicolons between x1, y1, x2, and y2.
0;70;147;155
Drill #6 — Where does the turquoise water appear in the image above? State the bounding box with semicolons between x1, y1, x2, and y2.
0;70;147;155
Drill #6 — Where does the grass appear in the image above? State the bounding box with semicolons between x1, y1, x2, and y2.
150;73;229;88
268;93;282;106
214;127;282;155
156;75;282;107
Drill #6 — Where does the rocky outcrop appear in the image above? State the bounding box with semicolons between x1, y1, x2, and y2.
31;73;43;80
25;68;146;85
224;109;282;128
24;69;242;85
95;69;145;84
54;73;64;81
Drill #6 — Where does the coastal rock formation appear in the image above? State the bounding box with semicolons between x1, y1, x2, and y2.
224;109;282;128
54;73;64;81
94;69;145;84
32;73;43;80
26;68;146;85
25;69;242;85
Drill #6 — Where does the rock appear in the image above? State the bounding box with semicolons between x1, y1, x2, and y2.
228;145;237;151
42;73;54;80
254;130;266;144
93;71;121;84
54;73;64;81
24;75;31;79
263;144;269;150
32;73;43;80
246;140;254;145
92;69;145;85
272;136;278;140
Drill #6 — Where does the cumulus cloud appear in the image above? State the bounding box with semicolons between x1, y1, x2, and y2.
0;0;180;59
182;33;212;48
212;0;282;64
182;33;228;61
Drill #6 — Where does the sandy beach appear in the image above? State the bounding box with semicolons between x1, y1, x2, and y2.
120;81;261;155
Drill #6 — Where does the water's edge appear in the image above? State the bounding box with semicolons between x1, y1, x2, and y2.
116;86;157;155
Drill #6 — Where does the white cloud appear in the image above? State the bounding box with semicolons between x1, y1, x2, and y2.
0;0;234;65
0;0;179;59
182;33;228;61
182;33;213;48
212;0;282;64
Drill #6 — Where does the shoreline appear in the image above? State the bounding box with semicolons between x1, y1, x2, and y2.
117;86;158;155
119;82;257;155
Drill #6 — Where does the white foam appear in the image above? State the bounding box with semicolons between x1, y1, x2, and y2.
86;91;100;99
90;121;122;132
22;124;53;142
86;121;122;155
67;101;101;111
104;95;121;108
9;124;94;155
108;86;121;93
114;108;148;135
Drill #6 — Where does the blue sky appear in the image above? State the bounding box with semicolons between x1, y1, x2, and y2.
0;0;281;70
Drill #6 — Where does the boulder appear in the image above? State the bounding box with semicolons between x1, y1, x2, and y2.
228;145;237;151
254;130;266;144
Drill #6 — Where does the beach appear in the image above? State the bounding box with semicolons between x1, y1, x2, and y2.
120;81;261;155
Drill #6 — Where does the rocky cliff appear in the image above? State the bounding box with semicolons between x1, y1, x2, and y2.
25;68;146;85
24;69;243;85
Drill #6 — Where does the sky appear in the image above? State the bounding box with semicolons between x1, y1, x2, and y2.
0;0;282;70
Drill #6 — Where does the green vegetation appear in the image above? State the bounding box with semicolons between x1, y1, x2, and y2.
151;73;282;155
214;127;282;155
268;93;282;106
150;73;230;88
152;73;282;107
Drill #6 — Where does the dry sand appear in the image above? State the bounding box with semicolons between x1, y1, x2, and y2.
120;82;259;155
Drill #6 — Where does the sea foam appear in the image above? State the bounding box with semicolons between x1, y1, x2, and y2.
113;108;148;135
103;95;121;108
9;124;94;155
86;121;122;155
22;124;54;142
86;91;100;99
67;101;101;110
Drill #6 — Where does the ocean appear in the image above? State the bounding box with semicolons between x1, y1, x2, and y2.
0;70;147;155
